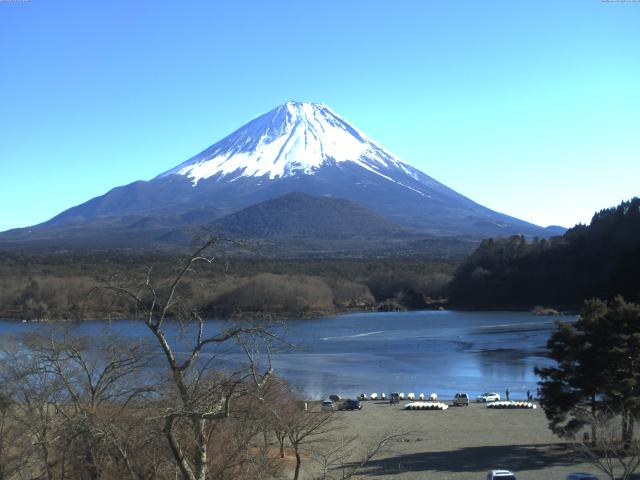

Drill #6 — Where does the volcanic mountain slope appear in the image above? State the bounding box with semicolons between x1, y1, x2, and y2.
1;101;560;251
2;192;468;257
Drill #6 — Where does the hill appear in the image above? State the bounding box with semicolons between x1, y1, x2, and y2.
213;192;405;238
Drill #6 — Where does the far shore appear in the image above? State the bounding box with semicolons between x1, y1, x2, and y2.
0;304;579;324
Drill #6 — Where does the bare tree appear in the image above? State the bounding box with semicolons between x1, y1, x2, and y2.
309;430;405;480
574;408;640;480
100;237;277;480
0;330;160;480
0;339;63;480
280;403;335;480
0;386;32;480
253;378;293;459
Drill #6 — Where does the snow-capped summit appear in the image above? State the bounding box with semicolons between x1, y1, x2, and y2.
158;101;422;190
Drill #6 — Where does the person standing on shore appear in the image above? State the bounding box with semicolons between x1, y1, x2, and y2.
505;388;510;401
527;390;531;402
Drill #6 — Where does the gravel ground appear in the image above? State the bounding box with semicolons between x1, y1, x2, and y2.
312;400;607;480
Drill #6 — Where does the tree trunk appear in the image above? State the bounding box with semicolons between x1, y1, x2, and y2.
275;430;286;458
193;418;208;480
40;441;54;480
84;448;99;480
622;412;634;450
293;446;301;480
165;418;196;480
60;445;67;480
591;394;597;445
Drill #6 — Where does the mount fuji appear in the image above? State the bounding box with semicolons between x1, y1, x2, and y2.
1;102;562;253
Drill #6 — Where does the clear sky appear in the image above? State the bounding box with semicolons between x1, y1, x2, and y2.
1;0;639;231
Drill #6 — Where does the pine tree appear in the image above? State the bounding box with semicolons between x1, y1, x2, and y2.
536;297;640;443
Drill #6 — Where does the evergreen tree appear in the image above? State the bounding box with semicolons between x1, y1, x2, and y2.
536;297;640;444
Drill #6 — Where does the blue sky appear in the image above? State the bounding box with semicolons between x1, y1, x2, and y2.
1;0;639;231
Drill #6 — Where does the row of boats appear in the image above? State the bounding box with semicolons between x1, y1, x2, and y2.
404;401;449;410
486;401;536;409
402;400;535;411
356;392;438;401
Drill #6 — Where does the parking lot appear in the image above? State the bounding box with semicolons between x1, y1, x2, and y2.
324;400;605;480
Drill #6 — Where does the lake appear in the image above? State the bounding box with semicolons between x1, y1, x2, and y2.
0;310;573;400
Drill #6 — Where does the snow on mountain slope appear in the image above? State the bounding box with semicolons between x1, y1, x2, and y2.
158;101;424;194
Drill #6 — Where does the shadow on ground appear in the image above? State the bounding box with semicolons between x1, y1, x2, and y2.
359;443;580;476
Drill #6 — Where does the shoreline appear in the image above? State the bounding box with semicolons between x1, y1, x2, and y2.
0;305;577;324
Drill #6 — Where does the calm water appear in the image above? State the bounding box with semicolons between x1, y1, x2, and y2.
0;310;573;400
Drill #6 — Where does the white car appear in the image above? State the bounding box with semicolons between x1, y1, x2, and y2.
477;392;501;402
486;470;517;480
566;474;599;480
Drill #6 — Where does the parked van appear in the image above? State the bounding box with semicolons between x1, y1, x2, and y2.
453;393;469;406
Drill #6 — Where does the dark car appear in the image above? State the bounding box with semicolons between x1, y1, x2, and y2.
340;399;362;410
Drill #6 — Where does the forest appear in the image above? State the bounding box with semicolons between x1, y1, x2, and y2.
448;198;640;310
0;251;455;320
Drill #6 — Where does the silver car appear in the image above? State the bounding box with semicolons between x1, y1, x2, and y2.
321;399;334;412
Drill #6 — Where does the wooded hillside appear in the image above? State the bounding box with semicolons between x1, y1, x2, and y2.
449;198;640;309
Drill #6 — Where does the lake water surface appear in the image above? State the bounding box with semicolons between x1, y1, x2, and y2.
0;310;574;400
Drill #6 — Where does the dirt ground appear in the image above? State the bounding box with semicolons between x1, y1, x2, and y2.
299;400;608;480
